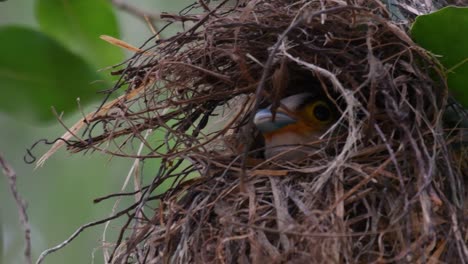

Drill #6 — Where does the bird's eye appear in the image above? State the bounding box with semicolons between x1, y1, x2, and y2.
305;101;333;123
313;104;331;121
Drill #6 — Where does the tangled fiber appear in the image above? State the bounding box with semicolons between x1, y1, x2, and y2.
38;0;467;263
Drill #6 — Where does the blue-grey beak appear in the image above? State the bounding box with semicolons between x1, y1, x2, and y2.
253;108;296;133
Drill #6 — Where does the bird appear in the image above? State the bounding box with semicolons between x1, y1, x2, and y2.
253;92;337;160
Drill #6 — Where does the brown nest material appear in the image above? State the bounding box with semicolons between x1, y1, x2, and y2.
40;0;467;263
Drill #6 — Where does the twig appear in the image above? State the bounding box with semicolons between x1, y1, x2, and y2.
93;186;149;203
0;152;32;264
111;0;160;21
36;202;140;264
102;128;152;262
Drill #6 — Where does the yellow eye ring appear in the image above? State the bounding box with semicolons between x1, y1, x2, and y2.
305;101;333;124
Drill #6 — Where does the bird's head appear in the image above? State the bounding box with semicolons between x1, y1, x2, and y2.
253;93;337;160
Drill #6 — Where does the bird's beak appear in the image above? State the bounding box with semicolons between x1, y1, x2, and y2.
254;108;296;133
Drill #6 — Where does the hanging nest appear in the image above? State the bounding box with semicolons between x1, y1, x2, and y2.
39;0;467;263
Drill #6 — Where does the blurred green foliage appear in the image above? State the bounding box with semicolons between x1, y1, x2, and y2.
0;0;121;122
35;0;123;69
411;6;468;108
0;26;107;122
0;1;185;264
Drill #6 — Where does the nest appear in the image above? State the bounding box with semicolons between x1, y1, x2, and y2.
44;0;467;263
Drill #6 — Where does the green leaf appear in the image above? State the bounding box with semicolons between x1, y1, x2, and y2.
0;26;108;122
35;0;123;69
411;6;468;108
